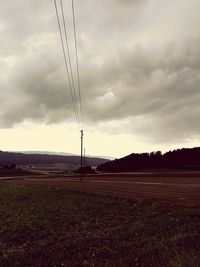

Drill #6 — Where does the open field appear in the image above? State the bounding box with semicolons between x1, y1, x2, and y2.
0;168;39;178
7;171;200;205
0;183;199;267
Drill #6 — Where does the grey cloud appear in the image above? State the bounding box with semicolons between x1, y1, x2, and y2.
1;38;200;141
1;0;200;143
1;59;75;127
83;39;200;142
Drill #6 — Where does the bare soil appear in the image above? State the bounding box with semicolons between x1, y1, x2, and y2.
7;171;200;205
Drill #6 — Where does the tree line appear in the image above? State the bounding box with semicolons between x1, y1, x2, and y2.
97;147;200;172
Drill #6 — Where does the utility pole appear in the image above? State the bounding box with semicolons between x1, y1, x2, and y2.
84;148;86;166
80;130;84;182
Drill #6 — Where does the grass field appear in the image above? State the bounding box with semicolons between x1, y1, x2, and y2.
0;168;37;178
0;183;199;267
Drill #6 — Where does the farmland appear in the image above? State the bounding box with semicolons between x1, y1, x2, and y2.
1;171;200;266
8;171;200;205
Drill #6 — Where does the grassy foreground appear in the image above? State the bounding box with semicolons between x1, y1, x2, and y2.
0;183;199;267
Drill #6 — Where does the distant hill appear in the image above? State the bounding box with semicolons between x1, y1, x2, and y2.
16;151;75;156
18;151;115;160
0;151;109;168
97;147;200;172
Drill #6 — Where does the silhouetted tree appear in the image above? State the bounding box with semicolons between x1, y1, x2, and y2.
97;147;200;172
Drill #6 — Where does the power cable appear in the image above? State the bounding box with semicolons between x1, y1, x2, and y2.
60;0;80;122
53;0;85;179
71;0;83;124
53;0;79;122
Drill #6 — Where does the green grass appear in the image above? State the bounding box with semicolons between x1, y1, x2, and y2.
0;168;37;177
0;183;199;267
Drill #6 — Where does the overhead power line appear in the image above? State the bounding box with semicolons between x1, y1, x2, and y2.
72;0;83;124
60;0;80;122
53;0;79;122
53;0;85;180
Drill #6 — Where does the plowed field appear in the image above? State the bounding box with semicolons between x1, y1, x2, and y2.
8;171;200;205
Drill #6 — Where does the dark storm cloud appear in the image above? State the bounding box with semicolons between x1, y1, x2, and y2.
0;0;200;141
1;55;75;127
84;39;200;140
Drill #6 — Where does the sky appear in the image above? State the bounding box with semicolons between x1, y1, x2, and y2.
0;0;200;158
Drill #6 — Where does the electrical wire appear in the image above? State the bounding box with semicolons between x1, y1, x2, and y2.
53;0;79;122
53;0;85;177
71;0;83;124
60;0;80;122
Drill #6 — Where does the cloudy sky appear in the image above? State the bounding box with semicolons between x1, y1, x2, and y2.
0;0;200;158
